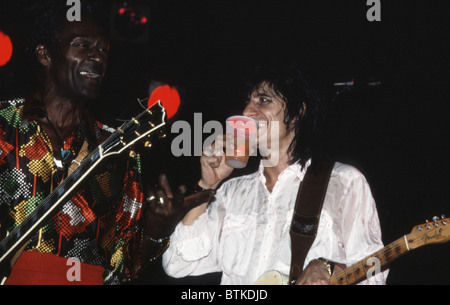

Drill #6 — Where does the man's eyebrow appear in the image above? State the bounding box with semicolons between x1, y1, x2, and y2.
252;92;273;98
71;35;107;41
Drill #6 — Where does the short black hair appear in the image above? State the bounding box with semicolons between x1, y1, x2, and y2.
244;63;326;169
26;0;109;56
22;0;110;93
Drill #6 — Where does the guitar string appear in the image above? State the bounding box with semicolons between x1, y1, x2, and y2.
1;107;160;254
330;237;407;284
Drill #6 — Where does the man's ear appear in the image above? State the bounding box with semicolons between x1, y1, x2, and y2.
300;103;307;117
35;44;51;68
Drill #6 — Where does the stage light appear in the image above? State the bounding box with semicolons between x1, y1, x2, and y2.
112;3;149;42
148;85;181;120
0;31;13;67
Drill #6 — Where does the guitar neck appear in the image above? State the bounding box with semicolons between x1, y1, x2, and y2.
329;235;410;285
0;100;166;275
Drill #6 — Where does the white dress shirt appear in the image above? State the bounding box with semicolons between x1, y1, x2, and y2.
163;161;388;285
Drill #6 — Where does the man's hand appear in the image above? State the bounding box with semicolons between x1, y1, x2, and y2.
200;134;234;190
295;259;345;285
295;259;331;285
143;174;216;240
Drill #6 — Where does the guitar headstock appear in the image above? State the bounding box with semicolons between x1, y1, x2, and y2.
406;215;450;250
101;100;167;157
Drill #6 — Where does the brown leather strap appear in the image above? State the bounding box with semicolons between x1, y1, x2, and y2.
67;140;90;176
288;158;334;284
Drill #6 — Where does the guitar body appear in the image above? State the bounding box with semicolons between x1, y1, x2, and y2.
254;270;288;285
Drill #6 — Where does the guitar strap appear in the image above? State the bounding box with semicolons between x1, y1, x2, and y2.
288;157;334;284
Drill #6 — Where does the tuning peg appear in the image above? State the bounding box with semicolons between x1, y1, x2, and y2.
432;216;439;222
441;215;446;219
144;141;152;148
425;220;431;229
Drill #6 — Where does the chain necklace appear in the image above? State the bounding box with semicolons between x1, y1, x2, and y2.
43;112;72;167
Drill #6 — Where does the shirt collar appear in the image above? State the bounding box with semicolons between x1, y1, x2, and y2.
257;158;311;183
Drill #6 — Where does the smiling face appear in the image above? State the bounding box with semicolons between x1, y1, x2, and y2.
242;81;295;157
41;18;109;102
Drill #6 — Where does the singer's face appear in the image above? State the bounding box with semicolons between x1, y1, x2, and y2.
242;82;294;151
44;18;109;101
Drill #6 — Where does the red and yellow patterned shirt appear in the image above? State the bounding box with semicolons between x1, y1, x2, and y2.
0;98;146;284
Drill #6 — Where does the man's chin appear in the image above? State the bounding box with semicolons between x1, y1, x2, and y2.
75;86;101;102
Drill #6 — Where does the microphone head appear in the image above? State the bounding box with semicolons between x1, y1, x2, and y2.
147;85;180;119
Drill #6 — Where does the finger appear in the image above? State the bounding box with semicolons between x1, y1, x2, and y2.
203;134;227;157
156;189;167;206
171;185;187;208
158;174;173;199
182;190;216;211
178;185;187;195
201;155;223;169
145;189;157;204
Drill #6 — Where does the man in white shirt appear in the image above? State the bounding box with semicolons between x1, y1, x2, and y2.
162;64;387;285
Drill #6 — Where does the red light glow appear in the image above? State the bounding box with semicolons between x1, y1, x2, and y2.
148;85;180;119
0;31;13;66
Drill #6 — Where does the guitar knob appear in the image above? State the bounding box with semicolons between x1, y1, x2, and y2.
129;150;137;158
144;141;152;148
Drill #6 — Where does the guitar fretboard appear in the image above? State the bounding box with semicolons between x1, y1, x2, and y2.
329;236;409;285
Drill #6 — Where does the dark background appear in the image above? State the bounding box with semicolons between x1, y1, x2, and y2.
0;0;449;285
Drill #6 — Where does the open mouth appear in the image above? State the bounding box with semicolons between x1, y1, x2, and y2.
79;71;103;80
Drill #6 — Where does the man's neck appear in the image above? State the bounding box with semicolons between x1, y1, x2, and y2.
42;90;85;130
262;151;292;193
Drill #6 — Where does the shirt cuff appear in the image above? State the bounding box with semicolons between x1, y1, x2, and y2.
173;212;212;261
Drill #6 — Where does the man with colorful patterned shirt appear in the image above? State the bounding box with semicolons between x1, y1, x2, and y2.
0;2;213;285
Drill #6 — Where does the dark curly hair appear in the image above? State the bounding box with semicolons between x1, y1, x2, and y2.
243;63;326;169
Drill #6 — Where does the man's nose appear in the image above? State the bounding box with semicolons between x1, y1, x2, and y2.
243;102;257;118
88;46;106;64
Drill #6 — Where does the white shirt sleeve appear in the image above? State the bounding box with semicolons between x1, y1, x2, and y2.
338;169;388;285
162;189;226;278
304;164;388;285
